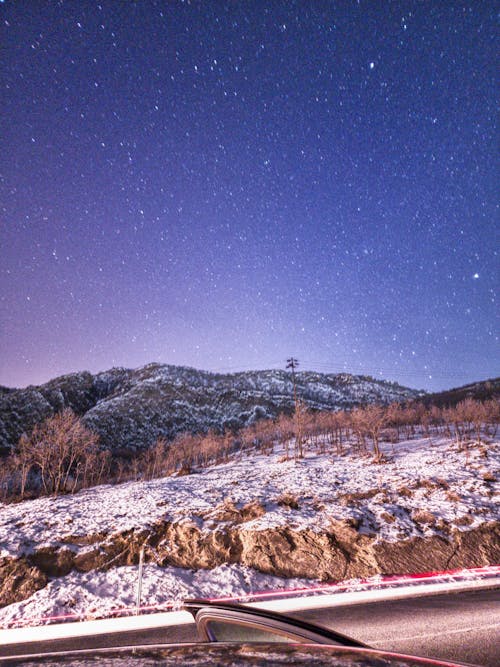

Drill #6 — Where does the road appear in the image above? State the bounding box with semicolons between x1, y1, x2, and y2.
1;588;498;666
291;587;500;667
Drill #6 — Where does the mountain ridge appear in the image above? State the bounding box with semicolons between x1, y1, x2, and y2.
0;363;423;453
418;377;500;407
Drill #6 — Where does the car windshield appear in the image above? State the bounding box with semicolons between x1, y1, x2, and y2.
0;3;497;667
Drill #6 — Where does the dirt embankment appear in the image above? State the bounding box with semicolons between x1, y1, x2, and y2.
1;520;499;608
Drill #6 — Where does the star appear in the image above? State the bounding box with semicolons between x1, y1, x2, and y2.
0;1;496;391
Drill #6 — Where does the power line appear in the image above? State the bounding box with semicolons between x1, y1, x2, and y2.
162;359;497;383
297;360;498;381
206;360;497;382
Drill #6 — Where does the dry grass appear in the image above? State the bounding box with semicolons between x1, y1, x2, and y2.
338;488;380;506
206;498;266;523
239;500;267;521
276;493;300;510
455;514;473;526
412;509;436;525
418;478;438;490
397;485;413;498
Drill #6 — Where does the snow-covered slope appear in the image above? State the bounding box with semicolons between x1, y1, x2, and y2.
0;364;422;452
0;432;498;626
1;436;496;554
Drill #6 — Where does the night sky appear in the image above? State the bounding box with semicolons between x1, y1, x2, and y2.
1;1;498;391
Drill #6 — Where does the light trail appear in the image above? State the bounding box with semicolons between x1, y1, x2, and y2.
206;566;500;604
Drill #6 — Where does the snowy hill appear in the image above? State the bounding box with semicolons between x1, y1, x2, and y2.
0;363;422;452
0;431;498;626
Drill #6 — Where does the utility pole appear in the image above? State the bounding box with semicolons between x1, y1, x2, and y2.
286;358;303;458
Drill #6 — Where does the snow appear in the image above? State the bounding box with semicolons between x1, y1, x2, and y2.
0;564;319;627
1;435;497;558
0;434;498;627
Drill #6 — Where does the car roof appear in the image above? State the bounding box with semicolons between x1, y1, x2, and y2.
0;642;466;667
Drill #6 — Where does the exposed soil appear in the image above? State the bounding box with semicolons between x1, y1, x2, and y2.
2;519;499;608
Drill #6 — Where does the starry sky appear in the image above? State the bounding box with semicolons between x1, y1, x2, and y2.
1;1;498;391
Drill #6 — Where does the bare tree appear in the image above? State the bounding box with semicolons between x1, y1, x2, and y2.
140;437;169;480
275;412;293;459
13;433;36;498
18;409;101;496
362;404;387;462
485;399;500;437
350;408;368;455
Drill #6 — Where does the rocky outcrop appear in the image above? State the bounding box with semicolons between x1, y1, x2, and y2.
2;520;499;608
